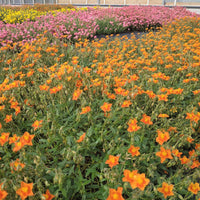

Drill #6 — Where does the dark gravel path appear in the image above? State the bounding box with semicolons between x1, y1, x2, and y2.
93;30;158;42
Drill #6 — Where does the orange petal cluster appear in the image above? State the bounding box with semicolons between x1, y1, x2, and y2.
105;155;120;169
0;132;10;146
128;145;140;157
13;132;34;152
122;169;150;191
140;114;153;125
32;120;43;131
16;182;34;200
156;147;173;163
10;159;25;172
156;129;170;145
188;182;200;194
76;132;86;143
101;102;112;113
157;182;174;198
0;183;8;200
42;189;55;200
107;187;124;200
127;118;141;132
80;106;91;114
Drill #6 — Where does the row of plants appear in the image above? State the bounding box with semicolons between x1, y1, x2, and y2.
0;6;198;45
0;4;86;24
0;9;200;199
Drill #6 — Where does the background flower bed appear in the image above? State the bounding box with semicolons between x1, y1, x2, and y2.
0;6;198;45
0;4;77;24
0;5;200;200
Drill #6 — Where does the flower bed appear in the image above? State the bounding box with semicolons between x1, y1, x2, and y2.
0;4;78;24
0;6;200;200
0;6;198;45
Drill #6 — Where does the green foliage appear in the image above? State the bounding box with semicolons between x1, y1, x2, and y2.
0;16;200;199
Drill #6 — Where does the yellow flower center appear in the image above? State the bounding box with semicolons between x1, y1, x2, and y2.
160;134;165;139
113;194;119;199
14;162;19;167
164;187;169;193
111;157;115;163
21;187;28;193
162;151;167;157
137;177;143;185
24;135;29;141
129;173;134;179
1;135;5;140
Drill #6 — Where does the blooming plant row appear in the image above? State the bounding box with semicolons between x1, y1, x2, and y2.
0;6;198;45
0;6;200;200
0;5;85;24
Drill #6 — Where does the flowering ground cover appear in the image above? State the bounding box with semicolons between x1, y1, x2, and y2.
0;4;78;24
0;6;198;45
0;5;200;200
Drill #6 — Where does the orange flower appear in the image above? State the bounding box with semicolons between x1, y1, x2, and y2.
107;187;124;200
75;80;83;88
10;101;18;109
0;105;5;111
20;132;34;146
156;147;173;163
4;114;12;123
9;134;19;144
105;155;120;169
189;150;197;158
16;182;34;200
186;112;200;123
167;126;177;133
0;132;9;146
10;159;25;172
145;90;156;99
42;189;55;200
122;170;149;190
128;145;140;157
158;182;174;199
190;159;200;169
15;106;21;116
101;102;112;113
49;87;57;94
140;114;153;125
27;70;34;77
188;182;200;194
172;149;182;158
80;106;91;115
39;84;49;91
72;89;82;101
193;89;200;95
158;114;169;118
121;100;132;108
129;74;139;81
49;85;63;94
179;156;190;165
122;169;138;189
134;173;150;191
0;183;8;200
0;123;2;129
13;141;24;152
156;130;170;145
187;136;194;143
32;120;43;131
107;93;116;100
157;94;168;101
127;118;141;132
195;143;200;150
77;133;86;143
